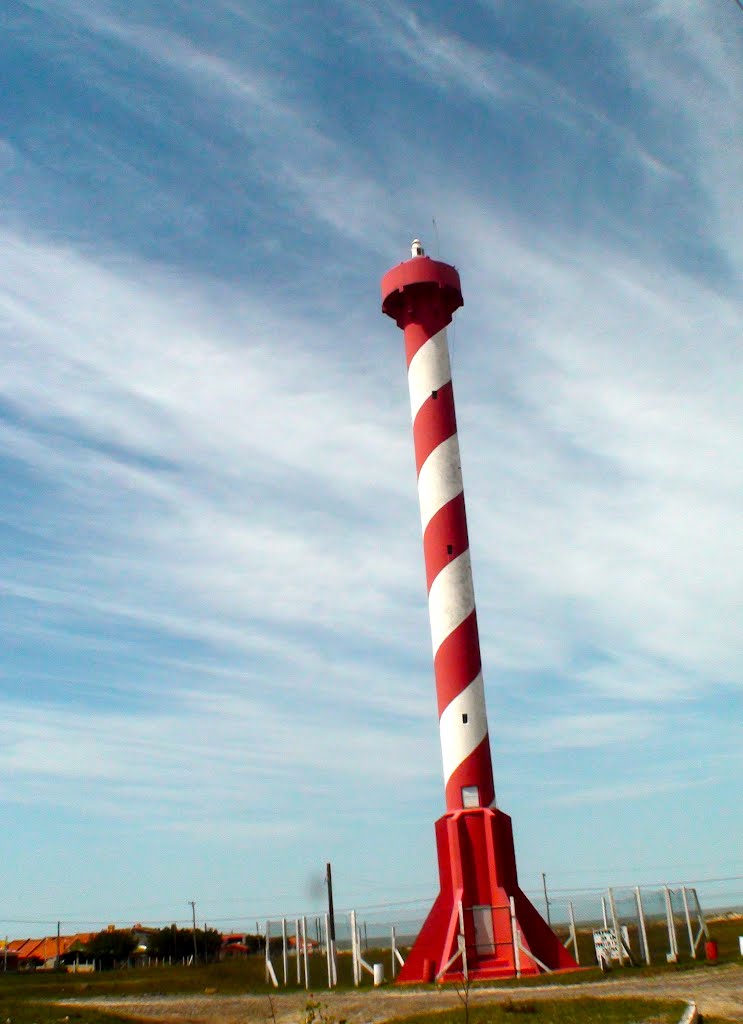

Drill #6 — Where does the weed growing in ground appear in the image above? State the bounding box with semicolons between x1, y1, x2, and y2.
303;996;345;1024
453;975;471;1024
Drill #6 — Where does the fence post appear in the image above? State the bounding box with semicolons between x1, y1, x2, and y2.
302;916;310;990
681;887;695;958
282;918;288;985
601;896;608;928
607;888;625;966
691;888;710;942
391;926;397;980
324;913;337;987
265;921;279;987
350;910;359;986
296;918;301;984
664;886;679;962
458;900;468;980
510;896;521;978
635;887;651;965
568;901;580;965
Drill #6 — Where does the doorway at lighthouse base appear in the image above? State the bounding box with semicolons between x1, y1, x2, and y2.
397;807;579;982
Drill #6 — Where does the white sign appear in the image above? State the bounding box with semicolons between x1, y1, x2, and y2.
593;927;630;963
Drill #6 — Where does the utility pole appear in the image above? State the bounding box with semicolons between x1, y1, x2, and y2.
542;873;551;927
326;862;336;984
56;920;61;969
189;901;198;965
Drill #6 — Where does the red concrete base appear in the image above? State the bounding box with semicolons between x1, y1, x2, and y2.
397;807;579;982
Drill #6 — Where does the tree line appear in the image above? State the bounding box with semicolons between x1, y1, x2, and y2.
80;925;223;966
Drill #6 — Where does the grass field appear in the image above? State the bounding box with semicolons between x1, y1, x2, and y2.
385;999;690;1024
0;958;273;998
0;976;732;1024
0;970;703;1024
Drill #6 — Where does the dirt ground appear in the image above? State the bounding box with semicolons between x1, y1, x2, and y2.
62;963;743;1023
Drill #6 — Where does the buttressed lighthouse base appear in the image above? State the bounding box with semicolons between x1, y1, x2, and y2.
381;242;578;982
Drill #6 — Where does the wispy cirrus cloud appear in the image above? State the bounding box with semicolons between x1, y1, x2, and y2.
9;0;399;254
0;227;425;668
343;0;682;186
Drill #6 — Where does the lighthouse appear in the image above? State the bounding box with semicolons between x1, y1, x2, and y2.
381;241;578;982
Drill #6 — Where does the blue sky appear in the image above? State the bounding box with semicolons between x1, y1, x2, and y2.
1;0;742;935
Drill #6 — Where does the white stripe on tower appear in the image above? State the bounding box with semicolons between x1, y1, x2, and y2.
438;672;488;785
427;551;475;653
417;435;465;530
408;327;451;417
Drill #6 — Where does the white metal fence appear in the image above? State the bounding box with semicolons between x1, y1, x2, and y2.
259;881;723;988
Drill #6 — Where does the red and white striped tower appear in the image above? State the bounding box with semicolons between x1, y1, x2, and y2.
382;242;578;982
383;240;494;814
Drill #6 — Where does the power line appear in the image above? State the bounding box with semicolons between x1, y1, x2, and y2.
539;873;743;895
2;875;741;931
